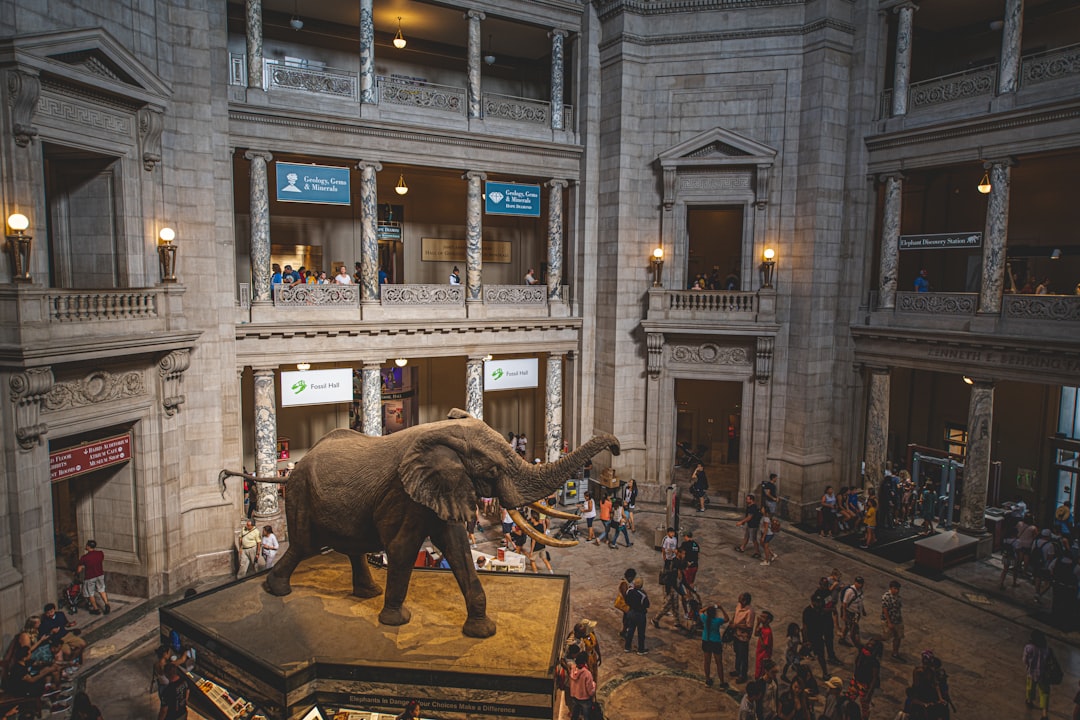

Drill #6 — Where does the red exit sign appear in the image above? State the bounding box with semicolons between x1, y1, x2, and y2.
50;433;131;482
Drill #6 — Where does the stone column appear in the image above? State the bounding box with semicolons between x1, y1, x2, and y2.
245;150;273;303
550;29;568;131
245;0;263;90
465;357;485;420
960;380;995;534
877;172;903;309
978;159;1013;315
546;179;568;300
357;161;382;304
545;353;564;462
891;2;917;117
359;0;376;103
998;0;1025;95
252;368;280;520
864;367;891;491
361;362;383;437
466;11;484;119
464;171;486;301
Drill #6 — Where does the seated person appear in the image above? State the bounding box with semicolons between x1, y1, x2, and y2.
38;604;85;665
2;645;68;712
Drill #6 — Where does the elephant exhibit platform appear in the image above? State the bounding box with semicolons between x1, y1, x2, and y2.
159;552;571;720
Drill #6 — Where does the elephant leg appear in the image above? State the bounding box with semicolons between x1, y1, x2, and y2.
431;522;495;638
378;528;425;627
348;553;381;599
265;543;303;596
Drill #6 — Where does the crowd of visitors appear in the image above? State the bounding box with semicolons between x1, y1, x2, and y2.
269;262;391;290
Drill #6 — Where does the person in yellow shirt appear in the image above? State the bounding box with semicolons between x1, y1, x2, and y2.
860;496;877;549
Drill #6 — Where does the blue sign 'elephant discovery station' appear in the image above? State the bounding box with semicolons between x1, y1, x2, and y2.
276;162;351;205
484;181;541;217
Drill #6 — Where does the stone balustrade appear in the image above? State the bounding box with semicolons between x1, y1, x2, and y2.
646;288;773;324
265;59;358;101
1021;42;1080;86
380;284;465;305
273;284;359;306
668;290;756;314
377;76;465;115
482;92;549;125
896;291;977;316
49;289;160;322
482;285;547;305
1003;294;1080;321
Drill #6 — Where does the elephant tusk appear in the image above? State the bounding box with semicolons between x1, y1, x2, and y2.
527;502;580;521
507;508;578;549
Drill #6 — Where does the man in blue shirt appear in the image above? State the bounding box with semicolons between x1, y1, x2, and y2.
914;268;929;292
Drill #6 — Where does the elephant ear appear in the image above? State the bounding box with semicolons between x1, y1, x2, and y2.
399;432;477;523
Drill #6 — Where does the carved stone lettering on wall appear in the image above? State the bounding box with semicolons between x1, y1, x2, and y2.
38;95;131;135
670;343;749;365
44;371;145;411
680;174;751;191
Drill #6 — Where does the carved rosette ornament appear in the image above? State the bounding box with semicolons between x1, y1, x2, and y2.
159;350;191;416
669;343;749;366
647;333;664;378
7;69;40;147
755;337;775;385
45;371;146;411
10;367;53;450
138;107;164;171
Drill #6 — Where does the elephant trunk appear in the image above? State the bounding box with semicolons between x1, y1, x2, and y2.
499;433;620;507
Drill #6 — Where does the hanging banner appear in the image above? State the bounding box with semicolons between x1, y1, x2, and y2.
281;368;353;407
275;162;351;205
50;433;132;482
898;232;982;251
484;358;539;391
484;181;541;217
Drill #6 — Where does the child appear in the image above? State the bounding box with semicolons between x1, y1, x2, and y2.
783;622;802;677
755;611;774;679
860;496;877;549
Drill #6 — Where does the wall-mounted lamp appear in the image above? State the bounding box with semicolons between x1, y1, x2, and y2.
296;362;311;371
962;376;974;385
395;358;408;367
6;213;32;283
1051;248;1062;260
393;17;407;49
650;247;664;287
395;173;409;196
157;227;177;283
977;171;992;194
760;247;776;289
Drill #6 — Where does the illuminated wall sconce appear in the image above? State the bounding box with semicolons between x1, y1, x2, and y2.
977;172;992;194
962;376;974;385
395;358;408;367
650;247;664;287
6;213;32;283
296;362;311;371
157;227;177;283
395;173;409;196
760;247;776;289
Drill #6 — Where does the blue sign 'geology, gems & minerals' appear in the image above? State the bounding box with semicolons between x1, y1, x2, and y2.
484;181;541;217
276;162;352;205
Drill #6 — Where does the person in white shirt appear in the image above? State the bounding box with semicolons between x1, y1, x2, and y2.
261;525;279;568
449;266;461;285
335;266;352;284
524;268;538;285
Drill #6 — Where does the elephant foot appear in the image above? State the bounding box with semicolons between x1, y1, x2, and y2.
462;616;497;638
265;573;292;597
351;583;381;599
378;606;412;627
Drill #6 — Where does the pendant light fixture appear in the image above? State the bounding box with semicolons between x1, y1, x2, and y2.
395;173;409;195
393;17;407;49
977;171;992;194
484;34;496;66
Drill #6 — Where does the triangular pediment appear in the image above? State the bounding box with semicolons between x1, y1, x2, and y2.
1;27;171;105
658;127;777;169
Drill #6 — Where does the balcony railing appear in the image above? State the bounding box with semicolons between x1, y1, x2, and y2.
482;285;547;304
646;288;773;324
1003;294;1080;321
49;289;159;322
273;284;359;306
228;53;574;130
380;284;465;305
669;290;756;314
896;291;977;316
1021;42;1080;86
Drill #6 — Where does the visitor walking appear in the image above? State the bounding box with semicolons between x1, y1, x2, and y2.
624;577;650;654
261;525;279;569
734;495;763;558
881;580;905;660
1023;630;1052;720
76;540;110;615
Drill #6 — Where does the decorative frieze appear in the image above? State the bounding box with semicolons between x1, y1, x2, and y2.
896;292;977;316
274;284;360;306
37;95;130;135
1003;295;1080;321
483;286;546;305
381;284;464;305
670;343;749;366
679;174;751;191
10;367;53;450
44;370;145;411
159;350;191;416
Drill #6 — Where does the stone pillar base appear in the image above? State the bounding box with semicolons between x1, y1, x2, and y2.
253;508;287;542
957;528;994;560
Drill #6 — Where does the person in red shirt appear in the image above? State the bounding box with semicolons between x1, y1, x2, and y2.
76;540;110;615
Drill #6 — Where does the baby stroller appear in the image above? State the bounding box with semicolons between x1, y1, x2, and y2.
60;573;86;614
554;516;581;541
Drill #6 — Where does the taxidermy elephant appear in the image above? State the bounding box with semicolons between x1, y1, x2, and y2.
219;410;620;638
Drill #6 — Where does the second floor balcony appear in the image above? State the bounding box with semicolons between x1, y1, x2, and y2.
645;287;776;327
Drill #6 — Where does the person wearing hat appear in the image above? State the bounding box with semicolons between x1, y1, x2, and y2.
1054;503;1074;539
819;676;845;719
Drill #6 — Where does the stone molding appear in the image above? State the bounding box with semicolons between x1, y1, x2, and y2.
38;93;131;136
44;370;145;412
138;107;164;171
670;343;750;366
596;0;802;22
866;106;1080;154
599;19;854;47
7;69;40;147
10;367;53;450
159;349;191;416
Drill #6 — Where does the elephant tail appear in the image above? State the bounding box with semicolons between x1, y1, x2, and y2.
218;468;289;498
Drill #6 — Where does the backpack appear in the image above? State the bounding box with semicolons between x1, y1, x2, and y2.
840;585;859;618
1030;538;1049;572
771;517;782;534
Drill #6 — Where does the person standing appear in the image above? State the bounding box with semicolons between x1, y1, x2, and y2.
914;268;930;292
661;526;678;571
880;580;904;660
680;530;700;587
690;463;709;512
700;603;730;687
623;478;638;531
617;568;636;639
735;495;762;558
609;499;632;548
157;663;190;720
567;653;596;720
237;520;261;580
598;494;613;545
524;268;538;285
802;594;832;681
449;266;461;285
652;562;684;630
761;473;780;515
755;610;774;680
731;592;756;684
624;577;650;654
76;540;110;615
1024;630;1052;719
261;525;279;569
838;576;866;647
580;491;599;545
334;265;352;284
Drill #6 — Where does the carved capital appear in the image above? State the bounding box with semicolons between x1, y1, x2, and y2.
243;149;273;163
647;333;664;378
10;367;53;450
982;157;1016;170
138;107;165;171
356;159;383;173
466;10;486;21
549;29;570;40
6;69;40;147
755;337;775;385
546;178;569;190
463;170;487;183
159;350;191;416
877;171;905;184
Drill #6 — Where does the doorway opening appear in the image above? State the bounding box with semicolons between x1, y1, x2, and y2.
675;379;742;504
686;205;743;290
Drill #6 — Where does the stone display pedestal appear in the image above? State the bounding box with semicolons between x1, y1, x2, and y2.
160;553;570;720
913;531;979;572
